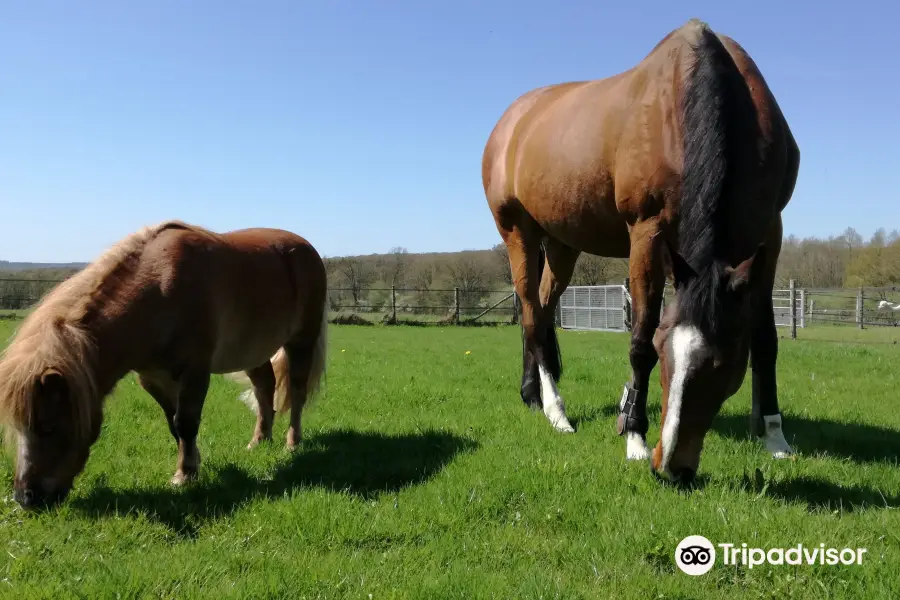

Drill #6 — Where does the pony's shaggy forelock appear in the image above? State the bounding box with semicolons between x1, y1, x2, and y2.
0;221;190;448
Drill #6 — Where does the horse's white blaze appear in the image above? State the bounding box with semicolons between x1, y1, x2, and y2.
625;432;651;461
659;325;705;475
761;413;794;458
538;364;575;433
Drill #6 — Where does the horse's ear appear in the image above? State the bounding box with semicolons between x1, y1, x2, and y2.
667;242;697;289
727;245;767;293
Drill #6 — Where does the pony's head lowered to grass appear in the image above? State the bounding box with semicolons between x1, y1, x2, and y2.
0;315;103;509
0;228;157;509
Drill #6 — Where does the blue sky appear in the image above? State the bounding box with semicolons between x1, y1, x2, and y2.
1;0;896;262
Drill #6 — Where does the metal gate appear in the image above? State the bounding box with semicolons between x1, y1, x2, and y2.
558;285;628;332
773;289;805;328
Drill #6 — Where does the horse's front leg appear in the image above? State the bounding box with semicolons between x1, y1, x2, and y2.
617;223;665;461
171;369;210;486
749;227;794;458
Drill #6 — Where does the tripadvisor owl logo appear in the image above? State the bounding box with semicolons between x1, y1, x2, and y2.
675;535;716;576
674;535;869;575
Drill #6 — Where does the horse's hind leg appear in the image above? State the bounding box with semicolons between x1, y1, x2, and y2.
281;342;314;450
617;221;665;461
505;223;575;433
538;238;580;380
244;361;276;449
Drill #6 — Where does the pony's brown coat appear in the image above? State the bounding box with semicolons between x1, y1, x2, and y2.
0;220;328;506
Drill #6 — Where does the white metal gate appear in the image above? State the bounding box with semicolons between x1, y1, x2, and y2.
558;285;628;332
773;289;805;328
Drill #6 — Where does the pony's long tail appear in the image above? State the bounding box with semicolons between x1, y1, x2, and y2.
229;292;329;415
230;348;289;414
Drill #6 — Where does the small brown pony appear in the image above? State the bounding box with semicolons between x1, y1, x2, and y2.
483;19;799;481
0;220;328;509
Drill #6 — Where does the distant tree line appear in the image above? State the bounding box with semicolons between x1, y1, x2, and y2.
2;227;899;312
775;227;900;290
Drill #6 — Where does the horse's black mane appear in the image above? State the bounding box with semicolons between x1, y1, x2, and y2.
676;24;748;345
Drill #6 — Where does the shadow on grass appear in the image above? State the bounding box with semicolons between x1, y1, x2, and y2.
567;403;624;431
740;474;900;513
71;429;477;537
572;403;900;465
712;413;900;465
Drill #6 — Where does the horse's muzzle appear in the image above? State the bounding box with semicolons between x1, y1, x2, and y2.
14;487;68;511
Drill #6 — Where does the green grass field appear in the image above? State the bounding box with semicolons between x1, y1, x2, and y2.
0;320;898;599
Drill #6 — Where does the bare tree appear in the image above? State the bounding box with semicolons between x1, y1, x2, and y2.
445;254;490;314
841;227;863;265
446;255;489;293
385;246;410;287
334;257;374;305
571;254;609;286
409;261;434;290
491;242;512;285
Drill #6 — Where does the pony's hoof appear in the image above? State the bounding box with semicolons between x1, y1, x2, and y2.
286;428;302;450
170;470;197;486
246;436;271;450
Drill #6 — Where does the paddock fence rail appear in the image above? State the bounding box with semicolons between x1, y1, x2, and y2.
2;277;899;342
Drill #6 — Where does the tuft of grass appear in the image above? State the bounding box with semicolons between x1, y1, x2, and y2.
0;320;898;598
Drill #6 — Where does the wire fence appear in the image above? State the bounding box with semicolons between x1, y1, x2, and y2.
2;277;899;343
326;286;517;324
0;278;520;325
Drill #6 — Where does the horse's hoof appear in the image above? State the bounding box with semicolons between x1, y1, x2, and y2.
625;432;651;461
761;414;794;458
772;450;796;460
551;417;575;433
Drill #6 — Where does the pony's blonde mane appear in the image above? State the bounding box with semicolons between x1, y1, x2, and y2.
0;220;193;442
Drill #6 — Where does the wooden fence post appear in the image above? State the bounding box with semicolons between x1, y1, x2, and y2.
789;279;797;339
857;287;864;329
391;285;397;323
799;288;806;328
454;287;460;323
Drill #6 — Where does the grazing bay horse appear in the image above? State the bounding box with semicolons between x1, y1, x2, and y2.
0;220;328;509
482;19;799;481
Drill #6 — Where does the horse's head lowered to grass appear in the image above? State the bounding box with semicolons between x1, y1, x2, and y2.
650;245;767;483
